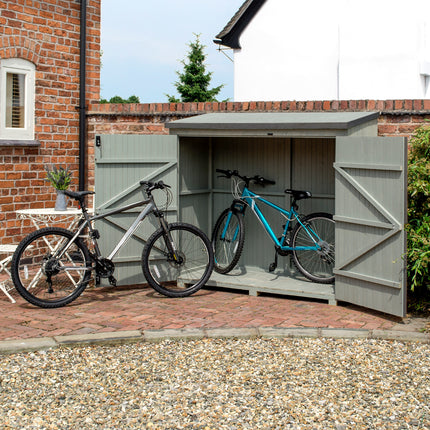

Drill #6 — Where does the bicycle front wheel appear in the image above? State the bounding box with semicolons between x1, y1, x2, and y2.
141;222;214;298
11;227;92;308
211;208;245;274
291;213;335;284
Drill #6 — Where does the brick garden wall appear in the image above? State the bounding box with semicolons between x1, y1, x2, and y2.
87;99;430;191
1;92;429;245
0;0;101;244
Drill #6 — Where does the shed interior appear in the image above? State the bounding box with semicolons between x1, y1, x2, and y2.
169;112;379;303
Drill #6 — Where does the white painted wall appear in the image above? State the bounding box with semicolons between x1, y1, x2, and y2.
232;0;430;101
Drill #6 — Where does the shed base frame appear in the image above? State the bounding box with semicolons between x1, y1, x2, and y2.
182;266;336;305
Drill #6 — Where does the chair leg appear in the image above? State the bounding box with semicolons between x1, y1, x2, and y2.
0;252;16;303
0;281;16;303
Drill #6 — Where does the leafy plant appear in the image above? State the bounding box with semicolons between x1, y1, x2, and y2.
167;34;224;103
99;95;140;104
407;122;430;296
45;165;72;191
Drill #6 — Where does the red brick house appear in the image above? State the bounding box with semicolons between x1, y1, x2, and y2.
1;0;429;252
0;0;101;243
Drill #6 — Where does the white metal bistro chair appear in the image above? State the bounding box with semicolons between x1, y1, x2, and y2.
0;244;18;303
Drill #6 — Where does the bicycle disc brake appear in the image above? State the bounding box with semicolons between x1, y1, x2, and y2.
168;250;185;267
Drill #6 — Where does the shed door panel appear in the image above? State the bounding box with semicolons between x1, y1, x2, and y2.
334;136;407;317
95;135;178;286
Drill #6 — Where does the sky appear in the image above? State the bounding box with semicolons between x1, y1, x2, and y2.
100;0;244;103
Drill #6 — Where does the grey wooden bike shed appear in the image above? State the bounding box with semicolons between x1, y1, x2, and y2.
95;112;407;317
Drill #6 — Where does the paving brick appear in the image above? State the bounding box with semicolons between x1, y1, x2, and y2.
0;286;426;344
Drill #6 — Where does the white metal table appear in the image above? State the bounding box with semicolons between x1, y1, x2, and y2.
0;244;18;303
16;207;89;231
14;208;94;300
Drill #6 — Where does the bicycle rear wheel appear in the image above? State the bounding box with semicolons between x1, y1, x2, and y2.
291;213;335;284
211;208;245;274
141;222;214;298
11;227;92;308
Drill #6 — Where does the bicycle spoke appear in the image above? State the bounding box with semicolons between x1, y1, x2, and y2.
142;223;213;297
212;209;244;274
292;214;335;284
12;228;91;308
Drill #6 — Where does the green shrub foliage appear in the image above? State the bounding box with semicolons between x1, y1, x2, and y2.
99;95;140;104
407;123;430;293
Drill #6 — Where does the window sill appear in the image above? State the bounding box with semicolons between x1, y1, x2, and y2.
0;139;41;147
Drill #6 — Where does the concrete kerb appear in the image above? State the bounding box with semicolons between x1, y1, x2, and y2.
0;327;429;355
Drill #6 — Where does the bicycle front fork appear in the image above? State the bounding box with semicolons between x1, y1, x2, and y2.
159;217;182;264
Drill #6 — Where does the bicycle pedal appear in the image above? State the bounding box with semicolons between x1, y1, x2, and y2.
108;276;117;287
269;263;277;272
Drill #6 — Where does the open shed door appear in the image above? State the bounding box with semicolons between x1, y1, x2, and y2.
334;136;407;316
95;135;178;286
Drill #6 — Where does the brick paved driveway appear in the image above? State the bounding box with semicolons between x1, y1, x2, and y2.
0;284;399;341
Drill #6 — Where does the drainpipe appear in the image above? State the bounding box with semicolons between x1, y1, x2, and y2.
79;0;87;191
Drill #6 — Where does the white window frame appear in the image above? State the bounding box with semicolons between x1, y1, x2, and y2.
0;58;35;140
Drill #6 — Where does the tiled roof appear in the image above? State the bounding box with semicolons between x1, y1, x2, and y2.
214;0;266;49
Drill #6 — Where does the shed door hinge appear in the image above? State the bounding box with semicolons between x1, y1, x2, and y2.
95;136;101;147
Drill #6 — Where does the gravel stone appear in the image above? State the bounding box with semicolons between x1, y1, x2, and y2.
0;337;429;429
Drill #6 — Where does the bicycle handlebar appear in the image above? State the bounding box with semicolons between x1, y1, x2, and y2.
216;169;276;187
140;180;171;194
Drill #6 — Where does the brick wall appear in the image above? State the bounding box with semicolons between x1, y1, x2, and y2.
88;99;430;137
0;0;100;244
1;0;430;251
87;99;430;191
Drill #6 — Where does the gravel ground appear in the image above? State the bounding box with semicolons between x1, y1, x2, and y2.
0;337;429;429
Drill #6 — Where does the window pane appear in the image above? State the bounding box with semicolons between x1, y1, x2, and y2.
6;72;25;128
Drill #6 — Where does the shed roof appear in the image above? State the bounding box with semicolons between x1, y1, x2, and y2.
214;0;267;49
166;112;379;138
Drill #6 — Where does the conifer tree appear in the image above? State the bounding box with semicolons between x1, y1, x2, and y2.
167;34;223;103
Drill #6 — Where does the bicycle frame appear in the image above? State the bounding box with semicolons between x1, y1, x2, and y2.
233;187;322;252
55;197;160;264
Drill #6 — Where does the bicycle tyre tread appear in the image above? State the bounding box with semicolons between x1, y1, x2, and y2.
141;222;214;298
211;208;245;274
291;213;335;284
11;227;92;308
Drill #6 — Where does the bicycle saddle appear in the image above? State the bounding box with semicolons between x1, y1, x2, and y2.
64;190;95;205
284;189;312;200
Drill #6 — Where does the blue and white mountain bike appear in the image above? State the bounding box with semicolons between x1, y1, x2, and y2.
212;169;335;284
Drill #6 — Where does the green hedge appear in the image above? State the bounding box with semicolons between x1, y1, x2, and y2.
407;123;430;294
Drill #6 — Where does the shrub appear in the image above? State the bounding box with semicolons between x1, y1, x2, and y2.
45;165;72;191
99;95;140;104
407;122;430;295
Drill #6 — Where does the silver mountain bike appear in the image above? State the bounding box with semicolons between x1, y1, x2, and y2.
11;181;214;308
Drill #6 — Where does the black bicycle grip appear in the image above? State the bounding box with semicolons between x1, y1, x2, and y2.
216;168;233;178
263;178;276;185
253;176;276;186
156;181;171;189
